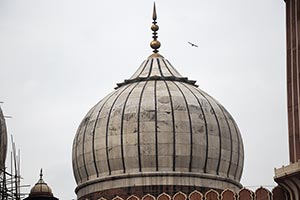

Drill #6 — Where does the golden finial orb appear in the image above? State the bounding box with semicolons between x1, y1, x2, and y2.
151;24;159;32
151;40;161;50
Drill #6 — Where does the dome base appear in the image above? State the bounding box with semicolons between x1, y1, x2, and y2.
75;172;242;200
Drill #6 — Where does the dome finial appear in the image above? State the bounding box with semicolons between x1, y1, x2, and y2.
40;168;43;180
150;2;161;53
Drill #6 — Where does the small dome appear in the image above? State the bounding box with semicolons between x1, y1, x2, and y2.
29;170;54;198
72;54;244;199
0;106;7;171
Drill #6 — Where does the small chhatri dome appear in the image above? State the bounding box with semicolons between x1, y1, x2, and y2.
25;169;58;200
72;4;244;200
0;106;7;172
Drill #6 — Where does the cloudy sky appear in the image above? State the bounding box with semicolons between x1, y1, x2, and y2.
0;0;287;199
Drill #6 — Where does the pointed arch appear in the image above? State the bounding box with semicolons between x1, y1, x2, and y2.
97;198;108;200
272;186;288;200
255;187;271;200
173;191;187;200
113;196;124;200
188;190;203;200
158;193;171;200
142;194;156;200
205;189;219;200
238;188;253;200
127;195;140;200
221;189;236;200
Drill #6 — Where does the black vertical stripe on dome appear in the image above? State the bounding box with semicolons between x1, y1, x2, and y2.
147;58;154;77
172;82;193;172
232;120;241;180
137;81;149;172
162;58;184;170
165;59;181;76
163;80;176;171
161;59;175;77
154;58;162;170
156;58;164;77
217;104;233;178
134;58;154;172
137;60;150;78
105;84;132;175
78;106;97;182
74;123;85;183
92;92;115;177
157;59;176;171
195;89;222;175
82;106;97;181
120;82;140;173
181;83;209;173
154;80;159;171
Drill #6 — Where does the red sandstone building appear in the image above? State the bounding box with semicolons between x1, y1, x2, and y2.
274;0;300;199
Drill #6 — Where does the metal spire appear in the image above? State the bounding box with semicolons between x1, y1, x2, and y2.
39;168;43;180
150;2;161;53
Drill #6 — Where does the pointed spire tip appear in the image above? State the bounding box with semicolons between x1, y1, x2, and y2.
152;2;157;21
40;168;43;179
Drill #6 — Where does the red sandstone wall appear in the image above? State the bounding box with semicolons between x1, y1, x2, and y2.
285;0;300;163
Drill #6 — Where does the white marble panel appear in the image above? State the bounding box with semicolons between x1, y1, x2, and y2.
149;58;162;77
141;155;156;169
158;156;173;169
158;58;173;77
206;158;219;174
157;132;173;144
109;157;124;172
140;122;155;135
129;60;147;79
137;59;152;78
164;59;182;77
125;156;139;172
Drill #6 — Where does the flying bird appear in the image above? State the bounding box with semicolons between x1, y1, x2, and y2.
188;41;198;47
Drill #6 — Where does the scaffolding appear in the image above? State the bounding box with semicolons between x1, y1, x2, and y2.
0;136;28;200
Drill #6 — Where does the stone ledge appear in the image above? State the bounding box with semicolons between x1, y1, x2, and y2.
274;161;300;179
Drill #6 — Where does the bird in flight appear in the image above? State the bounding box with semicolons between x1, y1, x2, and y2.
188;41;198;47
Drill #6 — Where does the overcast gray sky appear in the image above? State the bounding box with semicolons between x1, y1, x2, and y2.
0;0;287;199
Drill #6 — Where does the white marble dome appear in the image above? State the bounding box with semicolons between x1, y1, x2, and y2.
72;53;244;199
0;106;7;171
25;170;59;200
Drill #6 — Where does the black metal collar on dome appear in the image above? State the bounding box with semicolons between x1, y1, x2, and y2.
116;76;197;88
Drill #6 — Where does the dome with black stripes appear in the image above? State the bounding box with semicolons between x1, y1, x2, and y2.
72;53;244;199
72;4;244;200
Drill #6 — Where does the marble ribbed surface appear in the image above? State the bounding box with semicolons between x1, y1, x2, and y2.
72;54;244;192
0;107;7;171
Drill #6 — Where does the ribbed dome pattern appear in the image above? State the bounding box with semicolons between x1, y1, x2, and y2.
72;54;244;199
0;107;7;171
29;171;54;198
